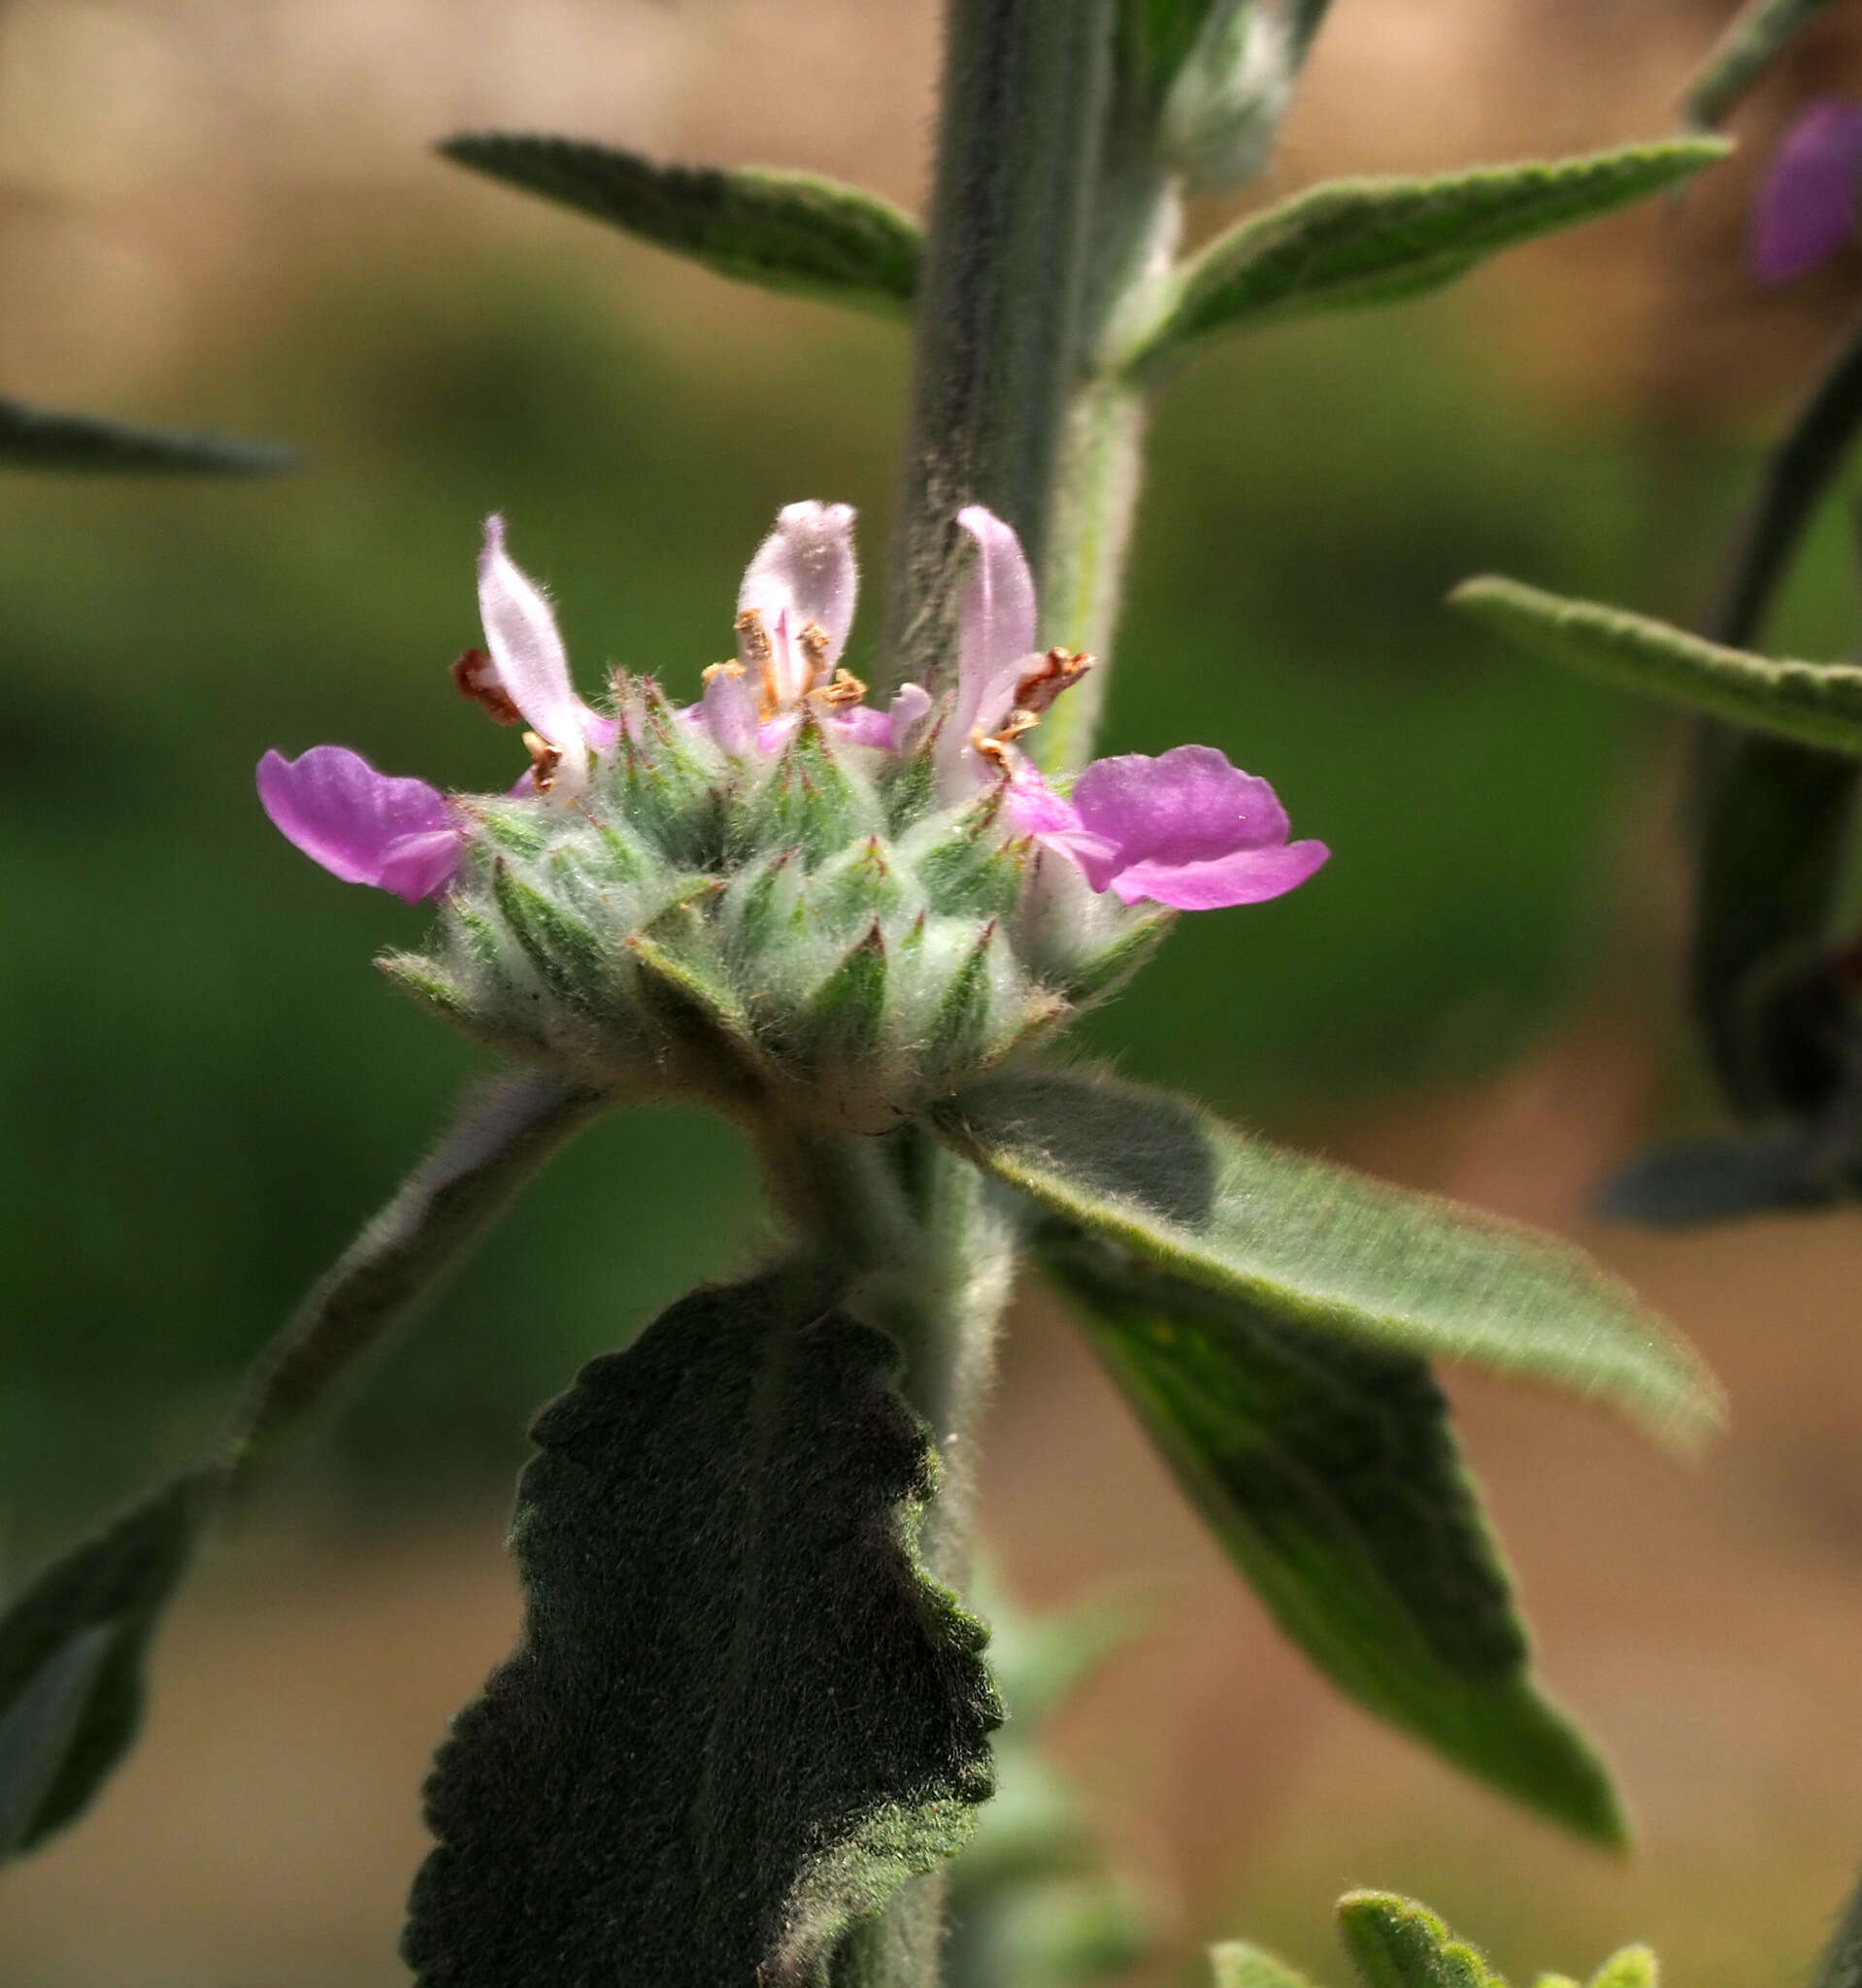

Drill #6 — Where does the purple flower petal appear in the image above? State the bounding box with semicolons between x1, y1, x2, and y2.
953;505;1037;744
737;502;858;709
1003;764;1119;872
256;746;463;903
888;681;934;752
825;702;894;749
1068;744;1327;910
478;515;589;775
701;666;760;757
1754;100;1862;284
1107;840;1330;911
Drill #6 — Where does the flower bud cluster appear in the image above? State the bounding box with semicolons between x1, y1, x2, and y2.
257;501;1325;1136
385;677;1164;1133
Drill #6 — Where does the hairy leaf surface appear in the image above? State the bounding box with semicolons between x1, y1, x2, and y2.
1042;1237;1624;1841
933;1070;1719;1448
1131;140;1724;369
1338;1895;1506;1988
0;1473;215;1861
0;395;290;473
1452;578;1862;755
402;1270;1000;1988
440;135;920;315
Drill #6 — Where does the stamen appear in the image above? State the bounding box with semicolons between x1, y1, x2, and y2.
808;667;868;709
702;659;748;684
1011;646;1093;718
798;619;832;686
523;729;565;793
735;607;782;717
451;646;522;726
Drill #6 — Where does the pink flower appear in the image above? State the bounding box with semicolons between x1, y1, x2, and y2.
255;746;465;904
255;499;1326;918
948;510;1328;911
1754;100;1862;284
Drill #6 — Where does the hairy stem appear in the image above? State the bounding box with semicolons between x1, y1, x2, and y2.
882;0;1117;695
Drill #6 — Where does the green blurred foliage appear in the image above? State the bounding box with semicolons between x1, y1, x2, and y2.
0;224;1804;1522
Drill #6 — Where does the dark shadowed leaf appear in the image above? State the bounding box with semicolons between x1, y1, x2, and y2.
402;1269;1001;1988
1130;140;1725;370
932;1069;1720;1449
1599;1126;1848;1226
1681;0;1834;127
0;1472;216;1862
1041;1234;1625;1842
0;395;291;473
1812;1870;1862;1988
1337;1894;1506;1988
1452;578;1862;755
439;135;920;315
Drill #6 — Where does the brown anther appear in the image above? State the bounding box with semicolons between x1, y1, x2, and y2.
734;607;782;716
702;659;747;684
808;667;868;710
451;646;522;726
523;730;564;793
798;619;832;683
1011;646;1093;719
972;729;1015;773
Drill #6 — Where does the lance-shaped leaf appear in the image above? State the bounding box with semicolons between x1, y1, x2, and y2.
0;1472;216;1863
1681;0;1834;129
1042;1235;1624;1842
931;1070;1720;1448
402;1270;1001;1988
0;394;291;473
1452;577;1862;755
1128;140;1726;373
439;135;920;316
1337;1894;1506;1988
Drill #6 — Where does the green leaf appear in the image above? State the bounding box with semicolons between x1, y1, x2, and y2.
1587;1949;1657;1988
1681;0;1834;128
0;394;291;473
439;135;920;316
1042;1237;1625;1842
1130;140;1726;371
1336;1894;1506;1988
1212;1944;1325;1988
932;1069;1721;1450
1451;577;1862;756
0;1472;216;1862
401;1269;1001;1988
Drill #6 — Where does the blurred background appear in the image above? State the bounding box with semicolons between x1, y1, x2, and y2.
6;0;1862;1982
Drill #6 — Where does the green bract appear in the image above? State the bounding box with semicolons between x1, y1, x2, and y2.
382;685;1164;1136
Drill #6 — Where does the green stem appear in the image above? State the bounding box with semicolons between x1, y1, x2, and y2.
882;0;1117;695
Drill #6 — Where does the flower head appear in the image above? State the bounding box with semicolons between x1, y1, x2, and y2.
1754;100;1862;284
256;500;1324;1126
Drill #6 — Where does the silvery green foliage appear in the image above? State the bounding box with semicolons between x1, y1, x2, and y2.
1157;1;1299;192
383;688;1163;1135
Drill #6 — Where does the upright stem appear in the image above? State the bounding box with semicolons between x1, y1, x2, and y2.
1690;313;1862;1112
883;0;1117;695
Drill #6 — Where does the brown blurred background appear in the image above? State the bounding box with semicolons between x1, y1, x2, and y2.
7;2;1862;1984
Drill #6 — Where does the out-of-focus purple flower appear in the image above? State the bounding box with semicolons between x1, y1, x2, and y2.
256;746;465;903
1754;100;1862;284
